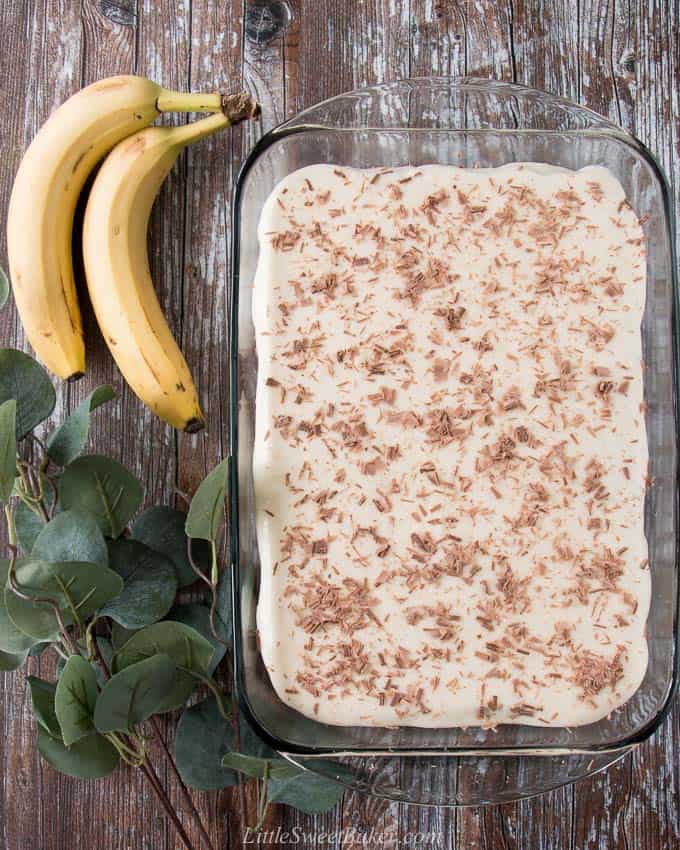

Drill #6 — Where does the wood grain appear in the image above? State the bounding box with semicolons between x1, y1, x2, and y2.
0;1;678;848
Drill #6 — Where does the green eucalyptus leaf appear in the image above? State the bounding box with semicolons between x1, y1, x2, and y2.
0;349;56;439
267;761;309;781
5;558;123;639
0;399;17;503
56;637;114;686
167;602;226;676
0;648;28;670
239;712;279;760
267;761;349;813
112;621;213;712
220;716;346;812
100;539;177;629
218;753;294;782
221;752;270;779
46;386;116;467
0;267;9;309
96;636;114;673
38;727;119;779
32;510;108;568
59;455;142;538
55;655;98;745
110;621;138;651
15;501;46;553
175;696;238;790
94;653;176;733
185;459;229;543
132;506;210;587
0;559;38;653
27;676;60;737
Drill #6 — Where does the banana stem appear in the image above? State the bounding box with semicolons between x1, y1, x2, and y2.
161;91;260;144
167;112;235;148
156;90;223;114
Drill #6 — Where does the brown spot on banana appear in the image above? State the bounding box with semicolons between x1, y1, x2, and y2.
59;274;78;334
125;136;147;156
140;350;161;384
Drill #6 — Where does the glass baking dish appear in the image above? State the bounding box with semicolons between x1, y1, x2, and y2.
229;78;679;801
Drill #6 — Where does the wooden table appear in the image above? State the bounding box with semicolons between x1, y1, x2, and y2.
1;1;678;848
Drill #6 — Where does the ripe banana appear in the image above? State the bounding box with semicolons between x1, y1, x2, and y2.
7;75;223;381
82;94;259;432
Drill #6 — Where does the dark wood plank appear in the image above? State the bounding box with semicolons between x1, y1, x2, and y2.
570;2;677;846
1;1;679;848
617;3;680;846
0;9;38;849
410;1;465;77
181;2;247;845
513;0;580;99
0;3;84;850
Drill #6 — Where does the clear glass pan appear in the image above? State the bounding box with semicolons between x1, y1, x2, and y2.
229;78;679;805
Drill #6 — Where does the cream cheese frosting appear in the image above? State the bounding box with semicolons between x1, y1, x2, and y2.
252;162;649;728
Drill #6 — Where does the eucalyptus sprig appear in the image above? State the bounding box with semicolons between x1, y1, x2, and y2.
0;328;347;845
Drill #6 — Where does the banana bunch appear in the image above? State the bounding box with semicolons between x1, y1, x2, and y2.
7;76;258;432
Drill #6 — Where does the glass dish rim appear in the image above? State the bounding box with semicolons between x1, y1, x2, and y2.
229;77;680;757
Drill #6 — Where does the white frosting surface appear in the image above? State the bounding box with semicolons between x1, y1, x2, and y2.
252;163;649;728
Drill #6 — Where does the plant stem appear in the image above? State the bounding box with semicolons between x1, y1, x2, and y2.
43;474;58;519
54;575;84;633
167;112;232;149
15;491;44;518
92;634;212;848
174;488;191;506
186;538;211;588
254;763;270;831
196;675;230;720
4;504;17;547
208;582;227;649
150;717;216;850
140;759;198;850
4;538;79;656
209;541;218;587
22;462;49;522
52;643;68;661
25;432;48;458
84;619;98;662
16;459;49;521
90;627;112;681
107;731;145;766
